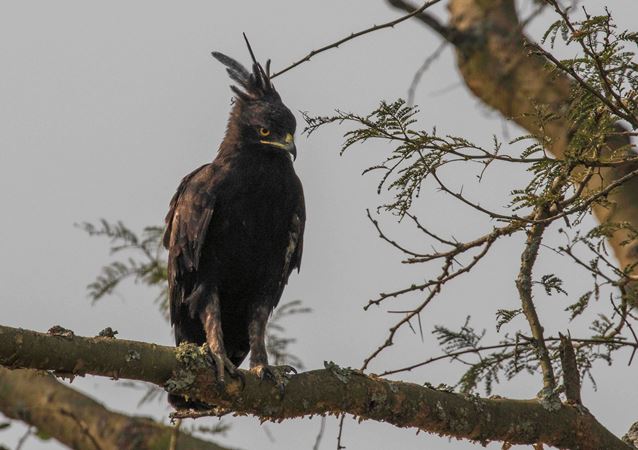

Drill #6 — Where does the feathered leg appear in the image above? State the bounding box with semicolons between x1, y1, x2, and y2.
200;290;243;384
248;304;296;394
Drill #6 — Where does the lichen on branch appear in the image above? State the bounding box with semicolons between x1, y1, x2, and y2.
0;324;631;450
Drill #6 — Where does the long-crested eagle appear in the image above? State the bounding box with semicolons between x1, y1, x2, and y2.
163;37;305;406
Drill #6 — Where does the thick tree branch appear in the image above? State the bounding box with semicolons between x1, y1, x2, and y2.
0;366;232;450
0;324;631;450
385;0;458;42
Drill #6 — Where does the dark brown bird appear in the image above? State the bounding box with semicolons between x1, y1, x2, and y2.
163;37;305;406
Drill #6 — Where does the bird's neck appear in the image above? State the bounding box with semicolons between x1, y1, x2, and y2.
216;104;244;159
224;103;243;138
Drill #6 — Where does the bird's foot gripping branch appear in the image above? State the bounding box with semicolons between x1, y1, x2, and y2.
0;324;633;450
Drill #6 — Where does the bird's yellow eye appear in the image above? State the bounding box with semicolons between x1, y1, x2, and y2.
259;128;271;137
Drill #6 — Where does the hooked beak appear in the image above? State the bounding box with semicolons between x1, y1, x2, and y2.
260;133;297;160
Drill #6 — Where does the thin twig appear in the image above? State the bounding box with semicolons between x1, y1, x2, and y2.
380;336;638;377
336;414;346;450
431;171;526;222
404;221;520;265
272;0;443;78
59;408;103;450
407;40;448;106
381;342;519;376
363;239;495;369
313;416;326;450
385;0;456;42
169;418;181;450
367;209;428;258
15;426;33;450
544;1;637;127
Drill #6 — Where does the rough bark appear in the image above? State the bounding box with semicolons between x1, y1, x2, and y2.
0;325;631;450
388;0;638;277
0;366;232;450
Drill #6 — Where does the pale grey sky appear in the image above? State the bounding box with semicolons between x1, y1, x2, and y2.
1;1;637;449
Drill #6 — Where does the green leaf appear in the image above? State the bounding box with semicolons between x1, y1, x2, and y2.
495;309;522;332
565;292;592;320
538;274;567;296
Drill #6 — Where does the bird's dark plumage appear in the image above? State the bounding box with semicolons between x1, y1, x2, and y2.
164;40;305;405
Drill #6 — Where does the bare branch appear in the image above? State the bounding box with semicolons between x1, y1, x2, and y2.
407;40;448;106
386;0;457;42
380;336;638;377
272;0;444;78
515;204;557;396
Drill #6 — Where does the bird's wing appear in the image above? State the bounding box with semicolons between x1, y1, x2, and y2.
289;195;306;274
163;163;217;324
275;182;306;305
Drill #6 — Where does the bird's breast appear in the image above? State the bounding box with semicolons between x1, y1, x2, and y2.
204;157;302;295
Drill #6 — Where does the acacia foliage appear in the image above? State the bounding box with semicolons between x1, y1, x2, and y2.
304;3;638;397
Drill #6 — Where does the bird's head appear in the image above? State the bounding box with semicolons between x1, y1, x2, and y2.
212;35;297;160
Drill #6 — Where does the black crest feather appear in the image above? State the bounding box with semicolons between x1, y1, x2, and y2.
212;34;278;102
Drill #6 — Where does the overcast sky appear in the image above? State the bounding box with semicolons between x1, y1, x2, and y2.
2;1;637;449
